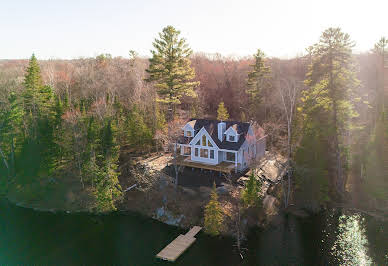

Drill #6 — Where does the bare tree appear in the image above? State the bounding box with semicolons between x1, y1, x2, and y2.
275;72;302;207
167;118;185;189
223;173;246;260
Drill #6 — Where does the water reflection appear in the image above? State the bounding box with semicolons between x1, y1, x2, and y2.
1;198;387;265
331;213;372;266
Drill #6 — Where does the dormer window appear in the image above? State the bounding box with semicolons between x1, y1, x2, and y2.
224;126;238;142
185;130;192;137
182;122;195;137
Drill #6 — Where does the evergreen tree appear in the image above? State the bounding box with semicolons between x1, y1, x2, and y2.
145;25;199;120
217;101;229;121
363;37;388;201
93;159;122;212
300;28;359;198
246;49;271;120
127;107;153;151
372;37;388;118
0;92;23;180
23;54;44;116
155;103;167;133
93;119;122;211
242;172;261;207
204;183;223;236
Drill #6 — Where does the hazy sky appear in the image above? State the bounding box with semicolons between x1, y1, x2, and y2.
1;0;387;59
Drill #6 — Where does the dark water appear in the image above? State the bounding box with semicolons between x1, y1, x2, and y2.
0;199;387;265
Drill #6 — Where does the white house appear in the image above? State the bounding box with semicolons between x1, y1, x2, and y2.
176;119;266;173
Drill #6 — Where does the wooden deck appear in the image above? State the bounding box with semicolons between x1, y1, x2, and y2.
169;156;239;174
156;226;202;262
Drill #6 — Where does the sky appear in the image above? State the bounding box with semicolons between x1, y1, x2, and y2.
1;0;387;59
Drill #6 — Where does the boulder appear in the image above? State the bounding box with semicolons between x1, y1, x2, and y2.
216;186;229;195
199;186;212;198
155;206;185;226
237;176;249;186
181;187;197;197
285;205;310;218
262;195;280;216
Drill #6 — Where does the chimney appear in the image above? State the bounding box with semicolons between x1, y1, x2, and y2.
218;121;226;141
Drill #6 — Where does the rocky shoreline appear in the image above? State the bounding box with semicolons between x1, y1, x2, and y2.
5;151;316;238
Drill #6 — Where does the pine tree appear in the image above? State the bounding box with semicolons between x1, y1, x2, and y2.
23;54;44;115
372;37;388;119
0;92;24;179
246;49;271;120
127;107;153;151
242;172;261;207
301;27;359;198
145;25;199;120
217;101;229;121
204;183;223;236
364;37;388;200
93;119;122;212
22;54;56;140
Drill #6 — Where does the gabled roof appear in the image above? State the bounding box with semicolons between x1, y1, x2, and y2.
179;118;259;151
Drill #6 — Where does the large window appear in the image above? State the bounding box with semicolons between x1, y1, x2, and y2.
210;150;214;159
184;146;191;155
226;152;235;161
208;140;213;147
202;135;207;146
200;148;208;158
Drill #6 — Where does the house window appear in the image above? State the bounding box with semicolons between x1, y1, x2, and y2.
186;131;192;137
229;135;235;142
200;148;208;158
226;152;235;161
210;150;214;159
195;148;198;157
184;147;191;155
202;135;207;146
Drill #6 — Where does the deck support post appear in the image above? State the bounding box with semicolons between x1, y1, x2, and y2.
235;151;238;173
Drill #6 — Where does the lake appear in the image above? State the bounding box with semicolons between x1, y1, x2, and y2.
0;199;386;265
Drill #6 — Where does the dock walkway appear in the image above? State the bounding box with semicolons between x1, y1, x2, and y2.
156;226;202;262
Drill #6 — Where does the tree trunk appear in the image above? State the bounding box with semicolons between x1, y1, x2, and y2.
0;147;10;180
10;137;15;178
173;142;178;190
329;49;344;199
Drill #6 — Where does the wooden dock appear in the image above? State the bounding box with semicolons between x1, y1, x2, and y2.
156;226;202;262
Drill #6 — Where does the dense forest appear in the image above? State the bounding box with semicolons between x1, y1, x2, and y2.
0;26;387;212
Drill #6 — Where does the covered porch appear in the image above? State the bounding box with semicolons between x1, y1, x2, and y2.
168;155;240;174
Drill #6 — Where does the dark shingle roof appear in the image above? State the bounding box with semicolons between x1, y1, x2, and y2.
179;118;253;151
